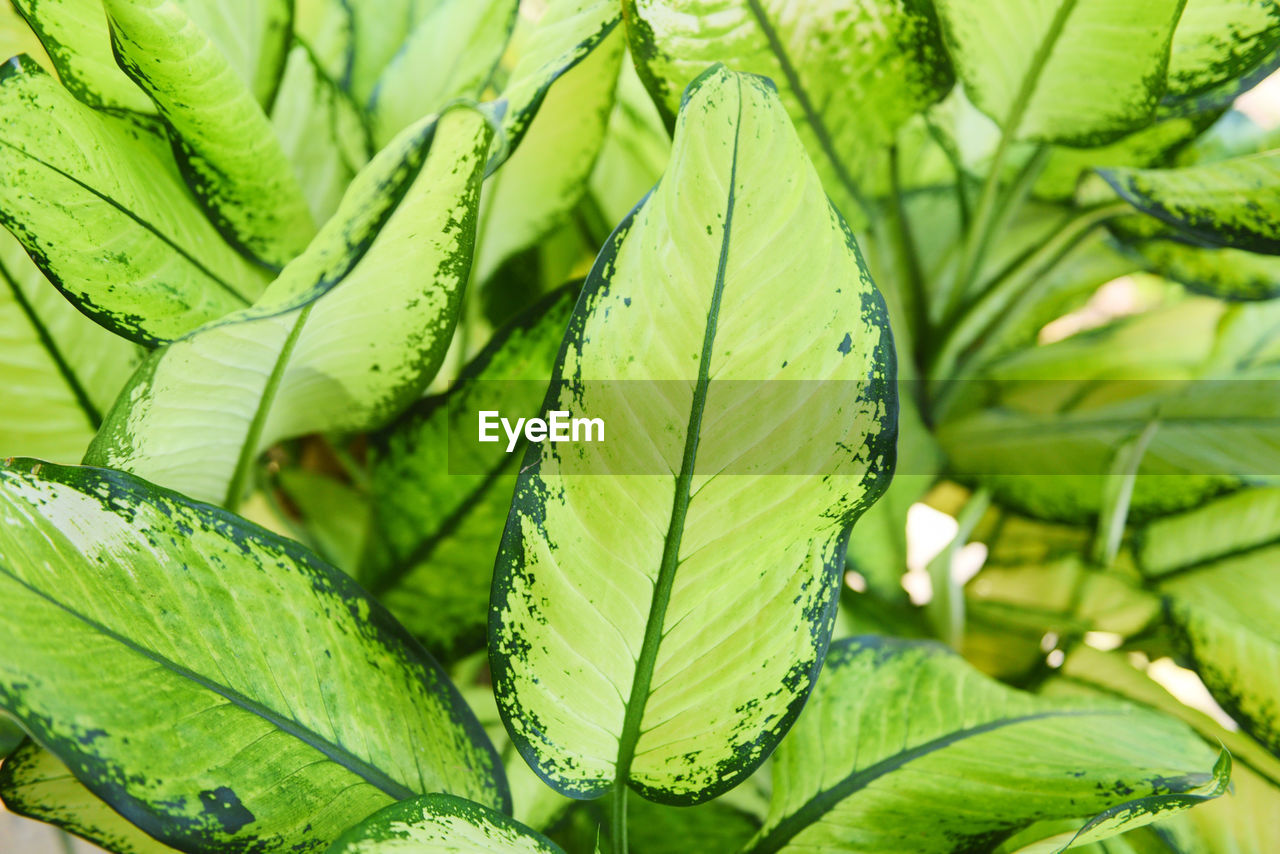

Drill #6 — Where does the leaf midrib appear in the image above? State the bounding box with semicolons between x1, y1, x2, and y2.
612;76;744;787
743;0;869;219
745;708;1126;854
0;558;417;802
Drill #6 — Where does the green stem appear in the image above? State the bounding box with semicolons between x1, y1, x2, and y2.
887;145;929;361
223;303;315;511
947;125;1016;314
928;201;1129;418
612;779;629;854
1091;418;1160;567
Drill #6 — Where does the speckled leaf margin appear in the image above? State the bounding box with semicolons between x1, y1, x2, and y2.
326;793;564;854
489;65;896;806
0;458;508;853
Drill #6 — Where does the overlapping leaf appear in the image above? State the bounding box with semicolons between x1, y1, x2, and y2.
0;232;139;461
934;0;1184;145
490;66;895;804
363;286;576;659
0;459;507;853
0;57;268;344
327;794;562;854
625;0;954;225
743;637;1228;854
86;105;492;506
104;0;316;268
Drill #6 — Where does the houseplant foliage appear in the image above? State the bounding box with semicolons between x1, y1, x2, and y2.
0;0;1277;853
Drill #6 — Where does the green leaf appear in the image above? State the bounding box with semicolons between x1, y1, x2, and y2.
11;0;154;113
742;636;1228;854
1101;153;1280;255
0;232;139;462
1165;0;1280;111
87;105;492;506
367;0;517;148
274;467;370;578
0;458;507;852
0;739;179;854
327;794;563;854
0;56;269;345
340;0;437;105
489;66;895;804
493;0;621;157
933;0;1184;145
104;0;316;268
472;26;623;286
171;0;293;110
1162;549;1280;757
270;42;372;225
625;0;954;225
1127;240;1280;301
363;286;577;659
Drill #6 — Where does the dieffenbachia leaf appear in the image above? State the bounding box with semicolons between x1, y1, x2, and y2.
104;0;316;268
492;0;621;158
1101;153;1280;255
586;57;671;234
172;0;293;111
1128;240;1280;301
270;42;373;224
1134;490;1280;759
0;56;269;345
625;0;953;226
473;27;623;286
742;636;1228;854
339;0;436;105
489;66;895;804
327;794;563;854
0;739;178;854
367;0;517;148
87;105;492;506
363;287;576;659
11;0;153;113
1164;0;1280;113
933;0;1184;145
0;232;139;462
0;459;508;852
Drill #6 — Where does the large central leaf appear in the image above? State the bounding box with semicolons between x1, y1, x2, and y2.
489;66;896;805
0;459;506;853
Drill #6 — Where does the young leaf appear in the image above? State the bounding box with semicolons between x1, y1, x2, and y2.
624;0;954;225
104;0;317;268
0;232;139;462
743;637;1228;854
1101;153;1280;254
933;0;1184;145
327;794;563;854
87;105;492;506
0;56;269;345
367;0;517;148
472;27;624;287
0;740;179;854
363;286;577;659
493;0;621;157
489;66;896;804
1165;0;1280;112
0;459;508;852
11;0;154;113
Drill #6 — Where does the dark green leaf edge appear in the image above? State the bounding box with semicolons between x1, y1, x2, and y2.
488;67;897;807
0;458;512;852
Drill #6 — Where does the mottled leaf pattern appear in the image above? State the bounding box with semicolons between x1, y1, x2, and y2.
625;0;953;225
364;287;576;659
0;57;268;344
934;0;1184;145
86;106;491;505
1165;0;1280;110
744;637;1227;854
0;459;507;853
490;66;895;804
104;0;316;268
327;794;564;854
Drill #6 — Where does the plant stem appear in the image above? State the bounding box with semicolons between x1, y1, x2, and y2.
612;779;629;854
928;201;1130;419
887;145;929;361
947;124;1015;314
